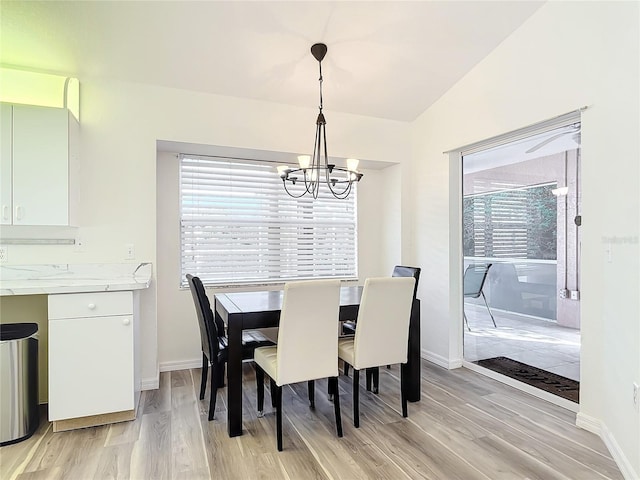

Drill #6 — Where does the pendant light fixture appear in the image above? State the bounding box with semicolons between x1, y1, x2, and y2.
277;43;363;199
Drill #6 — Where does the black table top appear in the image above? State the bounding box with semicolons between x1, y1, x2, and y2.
216;285;363;315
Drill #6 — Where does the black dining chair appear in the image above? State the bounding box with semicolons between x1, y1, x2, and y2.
186;274;275;420
463;263;496;331
341;265;421;391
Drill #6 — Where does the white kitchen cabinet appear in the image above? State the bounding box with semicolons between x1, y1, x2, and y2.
0;104;11;224
0;103;79;226
48;291;138;425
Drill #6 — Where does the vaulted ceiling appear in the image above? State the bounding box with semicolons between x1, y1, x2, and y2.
1;1;544;122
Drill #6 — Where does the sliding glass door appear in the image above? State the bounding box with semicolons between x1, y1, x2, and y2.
462;121;582;403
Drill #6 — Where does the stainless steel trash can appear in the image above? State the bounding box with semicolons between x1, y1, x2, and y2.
0;323;39;446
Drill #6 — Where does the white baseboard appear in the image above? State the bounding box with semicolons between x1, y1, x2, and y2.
575;412;601;434
422;349;462;369
159;358;201;373
141;377;159;391
140;359;200;390
576;413;637;480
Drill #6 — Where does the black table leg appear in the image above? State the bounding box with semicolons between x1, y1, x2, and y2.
405;299;421;402
226;312;243;437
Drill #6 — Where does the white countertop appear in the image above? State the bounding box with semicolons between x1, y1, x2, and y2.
0;263;152;296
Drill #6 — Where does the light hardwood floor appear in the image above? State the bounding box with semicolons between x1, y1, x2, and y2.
1;361;622;480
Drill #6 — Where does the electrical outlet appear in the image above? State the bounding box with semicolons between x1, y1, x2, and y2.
633;382;639;412
569;290;580;300
559;289;569;299
74;235;85;253
125;243;135;260
0;245;7;263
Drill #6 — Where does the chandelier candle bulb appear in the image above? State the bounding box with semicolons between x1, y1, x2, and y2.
297;155;311;170
277;165;290;178
347;158;360;172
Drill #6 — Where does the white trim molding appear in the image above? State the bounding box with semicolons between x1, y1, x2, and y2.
422;349;463;370
576;413;637;480
160;358;202;373
141;365;160;390
141;377;159;391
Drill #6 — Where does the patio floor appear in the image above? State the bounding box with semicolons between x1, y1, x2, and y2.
463;303;580;381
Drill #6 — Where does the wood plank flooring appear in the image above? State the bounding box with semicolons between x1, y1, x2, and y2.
1;361;622;480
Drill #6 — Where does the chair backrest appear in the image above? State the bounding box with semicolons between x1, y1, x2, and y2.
353;277;415;370
463;263;492;298
276;279;341;386
186;274;219;359
392;265;421;299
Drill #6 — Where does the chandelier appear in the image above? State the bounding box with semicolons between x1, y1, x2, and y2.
277;43;363;199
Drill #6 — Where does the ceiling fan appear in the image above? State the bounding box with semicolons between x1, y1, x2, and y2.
525;124;581;154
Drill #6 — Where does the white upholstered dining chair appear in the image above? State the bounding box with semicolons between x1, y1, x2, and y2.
254;279;343;451
338;276;415;427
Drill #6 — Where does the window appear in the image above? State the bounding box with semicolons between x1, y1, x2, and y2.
180;155;358;287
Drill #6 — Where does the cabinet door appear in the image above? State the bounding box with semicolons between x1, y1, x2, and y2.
12;105;69;225
0;104;11;225
48;315;134;421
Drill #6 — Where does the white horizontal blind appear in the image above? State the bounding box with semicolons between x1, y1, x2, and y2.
180;155;358;286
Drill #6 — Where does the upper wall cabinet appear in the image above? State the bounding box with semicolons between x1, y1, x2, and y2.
1;103;79;226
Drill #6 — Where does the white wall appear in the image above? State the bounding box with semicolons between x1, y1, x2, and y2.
155;151;400;370
410;2;639;477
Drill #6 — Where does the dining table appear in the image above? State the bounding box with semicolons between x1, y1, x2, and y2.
214;285;421;437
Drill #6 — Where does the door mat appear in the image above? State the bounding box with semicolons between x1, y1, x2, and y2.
475;356;579;403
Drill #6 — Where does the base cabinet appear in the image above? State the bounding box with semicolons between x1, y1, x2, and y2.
48;291;136;423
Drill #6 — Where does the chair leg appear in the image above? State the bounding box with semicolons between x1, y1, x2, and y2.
308;380;315;409
481;291;497;328
270;378;278;408
343;361;350;377
208;361;219;421
463;311;471;331
372;367;379;394
275;384;283;451
353;369;360;428
200;353;208;400
365;368;372;392
256;365;265;417
329;377;343;437
400;363;408;418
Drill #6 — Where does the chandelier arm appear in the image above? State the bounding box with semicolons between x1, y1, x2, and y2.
303;168;317;197
282;178;310;198
312;123;324;198
330;181;352;199
328;179;352;197
323;122;353;198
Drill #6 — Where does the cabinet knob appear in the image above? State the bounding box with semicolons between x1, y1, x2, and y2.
87;303;96;310
2;205;8;221
15;206;23;221
122;318;131;326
